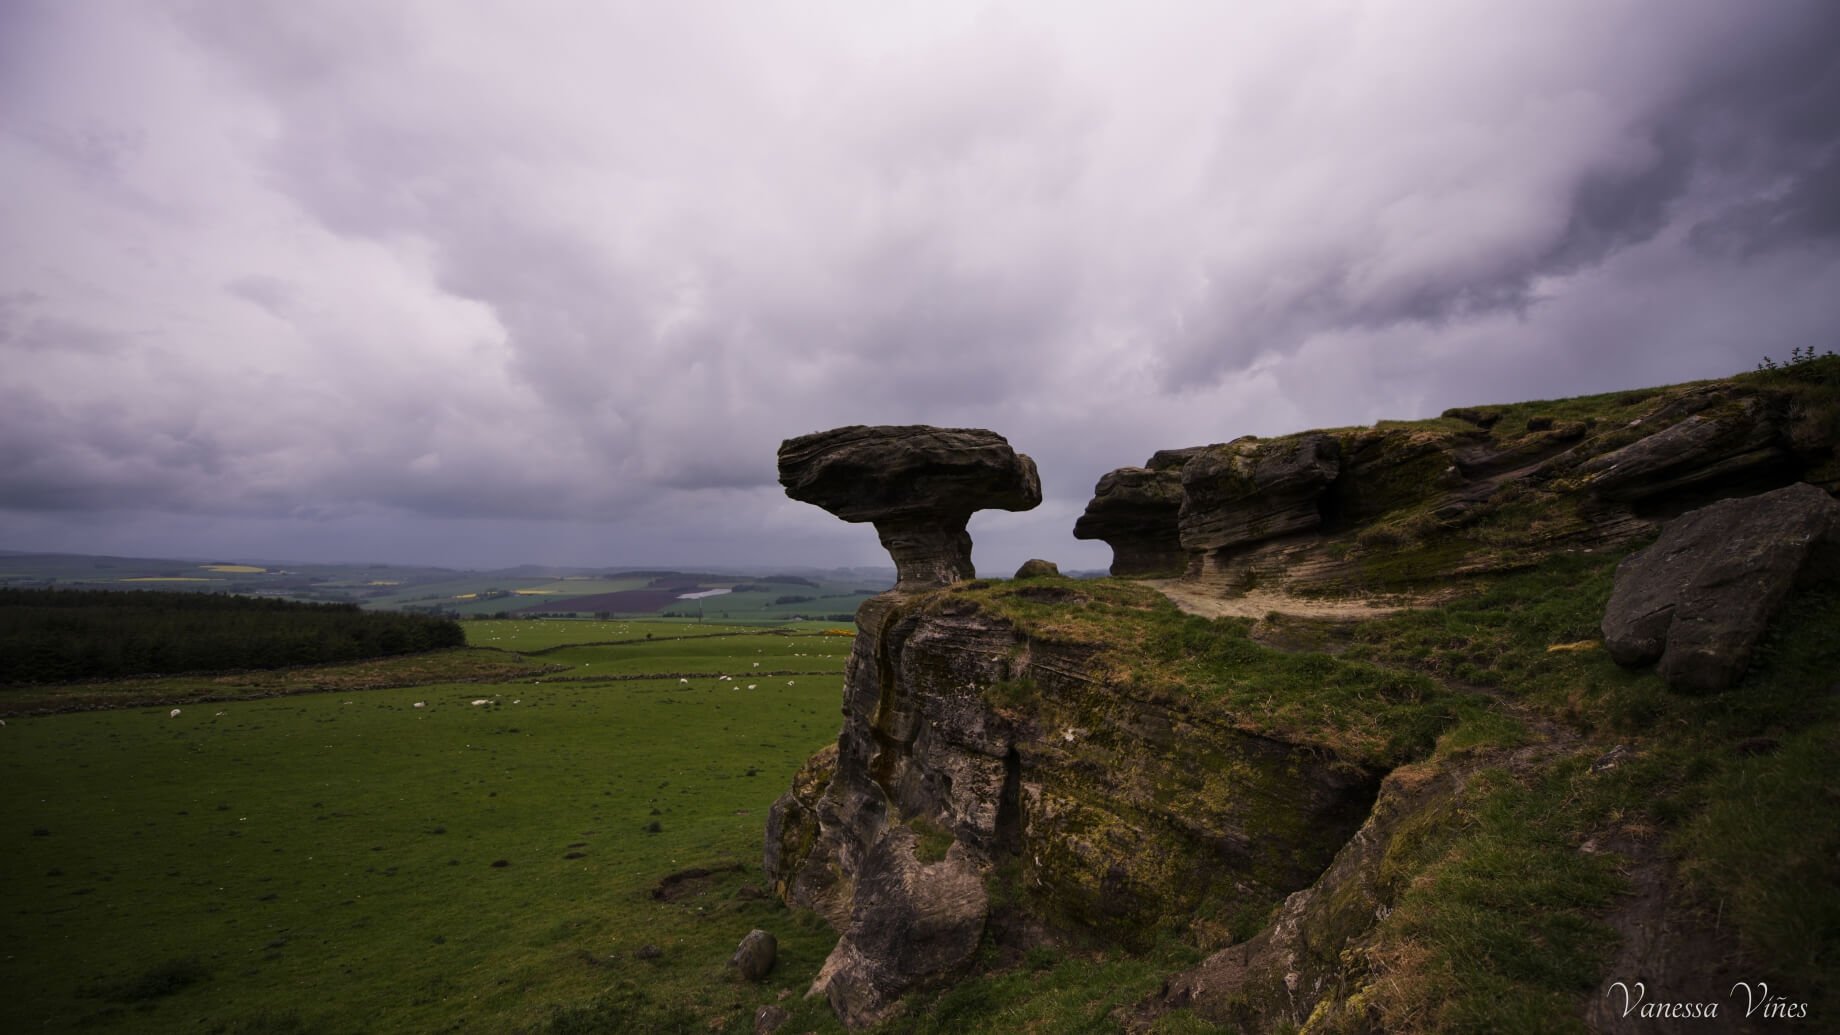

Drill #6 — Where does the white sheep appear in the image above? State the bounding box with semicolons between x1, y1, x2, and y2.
170;708;181;718
471;699;490;706
413;702;426;708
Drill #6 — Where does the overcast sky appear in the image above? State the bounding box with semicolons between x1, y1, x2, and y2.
4;1;1837;573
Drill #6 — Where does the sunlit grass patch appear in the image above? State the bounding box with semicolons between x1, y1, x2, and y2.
120;576;218;582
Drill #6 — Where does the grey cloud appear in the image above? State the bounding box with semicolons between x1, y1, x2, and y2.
5;2;1839;570
1151;2;1840;390
1;311;131;356
225;275;296;316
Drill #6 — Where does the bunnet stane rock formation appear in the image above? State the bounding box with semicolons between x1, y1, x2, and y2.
767;426;1379;1030
778;426;1041;590
1602;482;1840;692
762;372;1839;1030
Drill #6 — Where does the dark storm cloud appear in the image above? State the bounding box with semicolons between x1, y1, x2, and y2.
1150;1;1840;389
3;1;1838;570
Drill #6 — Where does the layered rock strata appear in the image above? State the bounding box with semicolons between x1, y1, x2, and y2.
1179;434;1343;585
778;425;1040;590
1072;448;1199;576
767;589;1380;1030
1078;377;1838;597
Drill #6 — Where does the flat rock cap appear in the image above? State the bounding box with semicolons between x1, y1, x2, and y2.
778;425;1041;522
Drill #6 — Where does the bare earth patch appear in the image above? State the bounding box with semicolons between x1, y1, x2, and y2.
1142;579;1431;620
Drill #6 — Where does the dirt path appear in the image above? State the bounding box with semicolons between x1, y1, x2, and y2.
1142;579;1426;620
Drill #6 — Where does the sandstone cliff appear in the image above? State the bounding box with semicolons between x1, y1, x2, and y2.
767;364;1840;1031
1077;374;1840;598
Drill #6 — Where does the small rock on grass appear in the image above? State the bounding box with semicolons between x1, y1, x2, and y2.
754;1003;791;1034
729;929;777;981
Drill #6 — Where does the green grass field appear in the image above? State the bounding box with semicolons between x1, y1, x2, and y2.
9;557;1833;1032
0;620;854;1034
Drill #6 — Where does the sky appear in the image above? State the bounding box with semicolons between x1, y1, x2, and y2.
3;1;1838;574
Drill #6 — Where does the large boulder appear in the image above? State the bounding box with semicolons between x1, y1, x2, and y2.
779;426;1041;590
1602;482;1840;692
1012;558;1060;579
1073;448;1199;576
1179;433;1343;554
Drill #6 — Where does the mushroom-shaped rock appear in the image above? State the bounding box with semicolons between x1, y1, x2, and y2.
1179;433;1342;554
1073;447;1200;576
779;426;1041;590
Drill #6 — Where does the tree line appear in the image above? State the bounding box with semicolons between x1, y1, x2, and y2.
0;588;465;684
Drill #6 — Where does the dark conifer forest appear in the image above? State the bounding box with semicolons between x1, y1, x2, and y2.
0;588;465;684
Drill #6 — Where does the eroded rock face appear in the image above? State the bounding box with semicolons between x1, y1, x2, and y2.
1179;433;1342;557
1070;375;1837;598
1150;761;1470;1032
1072;448;1200;576
767;588;1380;1030
778;426;1041;589
809;832;989;1030
1602;482;1840;693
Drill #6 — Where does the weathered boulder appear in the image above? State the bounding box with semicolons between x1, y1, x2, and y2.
778;426;1041;589
729;928;778;982
809;830;989;1029
1179;433;1342;553
1073;448;1199;576
1602;482;1840;692
1013;558;1060;579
